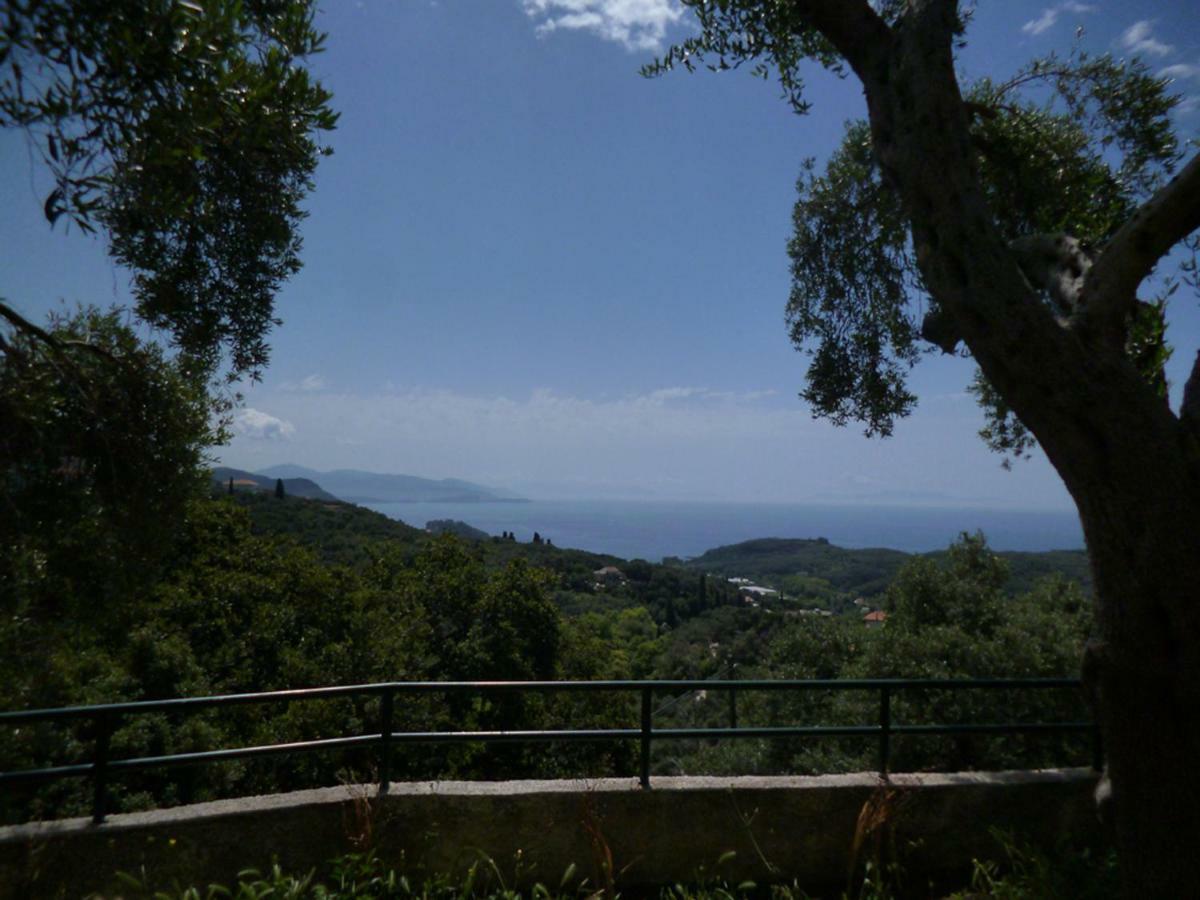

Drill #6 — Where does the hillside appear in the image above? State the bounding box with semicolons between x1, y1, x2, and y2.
426;519;491;540
211;467;339;501
928;546;1092;595
227;491;426;565
687;538;910;597
258;464;524;503
686;536;1091;599
6;488;1098;825
227;492;628;586
232;494;1094;605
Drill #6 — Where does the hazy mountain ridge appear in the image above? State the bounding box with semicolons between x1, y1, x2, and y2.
211;467;339;501
257;464;525;504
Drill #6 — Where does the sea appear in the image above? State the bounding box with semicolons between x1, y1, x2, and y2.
362;499;1085;562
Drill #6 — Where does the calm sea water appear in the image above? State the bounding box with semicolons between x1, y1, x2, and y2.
363;499;1085;561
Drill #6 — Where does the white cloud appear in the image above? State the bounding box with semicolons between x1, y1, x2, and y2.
522;0;685;52
1022;9;1059;36
643;386;709;404
235;384;809;476
279;373;328;392
1178;95;1200;116
232;407;296;441
1021;2;1095;37
1160;62;1200;81
1157;62;1200;117
1120;20;1174;58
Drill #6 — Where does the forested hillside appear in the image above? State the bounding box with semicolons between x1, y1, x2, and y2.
2;485;1096;825
211;467;339;501
686;537;1092;600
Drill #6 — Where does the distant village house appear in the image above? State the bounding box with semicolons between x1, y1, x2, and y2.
592;565;626;589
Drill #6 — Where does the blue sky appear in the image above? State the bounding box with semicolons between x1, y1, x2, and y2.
3;1;1199;506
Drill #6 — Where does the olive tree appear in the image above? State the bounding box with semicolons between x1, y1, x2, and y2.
0;307;219;648
1;1;335;643
1;0;337;379
648;1;1200;892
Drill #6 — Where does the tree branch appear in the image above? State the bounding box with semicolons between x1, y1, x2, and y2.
1084;152;1200;342
0;300;118;363
919;232;1092;353
1010;233;1092;318
1182;350;1200;431
921;307;962;353
0;300;65;352
790;0;894;79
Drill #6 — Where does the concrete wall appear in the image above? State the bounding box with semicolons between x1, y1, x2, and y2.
0;769;1100;898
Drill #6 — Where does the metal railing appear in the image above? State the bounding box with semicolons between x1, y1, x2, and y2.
0;678;1096;824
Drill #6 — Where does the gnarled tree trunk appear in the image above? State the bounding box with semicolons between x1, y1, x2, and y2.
830;2;1200;893
735;1;1200;890
1075;429;1200;897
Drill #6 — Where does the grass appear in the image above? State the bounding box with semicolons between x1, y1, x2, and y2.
112;835;1118;900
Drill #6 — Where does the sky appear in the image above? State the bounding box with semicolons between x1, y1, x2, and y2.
3;1;1199;507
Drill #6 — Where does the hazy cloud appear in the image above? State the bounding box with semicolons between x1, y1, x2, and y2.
218;381;1075;507
1160;62;1200;81
522;0;685;51
233;408;295;441
1120;20;1174;58
280;373;328;392
1021;2;1095;37
644;386;706;403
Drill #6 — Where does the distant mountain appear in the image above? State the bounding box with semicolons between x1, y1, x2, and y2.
211;467;339;501
257;464;524;504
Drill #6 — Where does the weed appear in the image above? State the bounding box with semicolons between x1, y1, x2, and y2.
845;781;912;900
946;830;1118;899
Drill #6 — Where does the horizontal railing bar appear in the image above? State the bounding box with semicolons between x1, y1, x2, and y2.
652;722;1093;740
0;684;396;723
656;725;880;740
892;721;1094;736
108;734;381;772
1;720;1094;786
0;678;1084;724
0;762;97;783
389;728;641;744
0;735;380;783
0;730;646;784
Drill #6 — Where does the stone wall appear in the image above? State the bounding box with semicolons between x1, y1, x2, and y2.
0;769;1100;898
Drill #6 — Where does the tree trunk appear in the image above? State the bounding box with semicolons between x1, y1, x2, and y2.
1074;439;1200;897
852;13;1200;893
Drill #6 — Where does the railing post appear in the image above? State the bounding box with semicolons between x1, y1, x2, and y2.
1091;722;1104;773
640;686;652;789
728;686;738;730
879;685;892;777
379;690;394;794
91;713;113;825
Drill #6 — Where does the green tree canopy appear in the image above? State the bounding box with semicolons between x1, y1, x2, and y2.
0;307;219;615
1;0;337;379
780;58;1180;455
885;532;1007;636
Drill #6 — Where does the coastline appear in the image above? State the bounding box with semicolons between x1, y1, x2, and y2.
362;498;1085;562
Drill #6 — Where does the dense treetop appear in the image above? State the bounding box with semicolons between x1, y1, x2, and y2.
1;0;336;379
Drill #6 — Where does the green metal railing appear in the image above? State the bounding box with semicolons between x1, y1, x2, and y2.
0;678;1096;824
